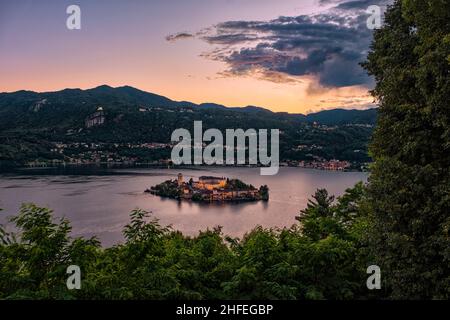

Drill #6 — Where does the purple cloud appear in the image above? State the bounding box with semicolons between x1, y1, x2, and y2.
167;0;392;88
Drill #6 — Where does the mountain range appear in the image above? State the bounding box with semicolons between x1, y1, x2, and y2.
0;85;377;128
0;85;376;167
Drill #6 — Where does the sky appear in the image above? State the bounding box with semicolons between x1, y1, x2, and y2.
0;0;391;113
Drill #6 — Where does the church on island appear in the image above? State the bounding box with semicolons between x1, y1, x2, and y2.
147;173;268;202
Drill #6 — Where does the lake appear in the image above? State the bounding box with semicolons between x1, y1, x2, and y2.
0;166;368;246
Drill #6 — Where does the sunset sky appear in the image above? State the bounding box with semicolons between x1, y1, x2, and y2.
0;0;390;113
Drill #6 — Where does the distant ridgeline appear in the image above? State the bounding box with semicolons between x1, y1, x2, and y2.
0;85;377;168
146;174;269;202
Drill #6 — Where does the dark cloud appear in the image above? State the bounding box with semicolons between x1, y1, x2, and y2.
165;32;194;42
318;0;379;9
203;33;259;45
336;0;385;10
318;0;347;5
168;0;392;89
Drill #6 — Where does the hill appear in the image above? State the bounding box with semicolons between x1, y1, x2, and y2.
306;108;377;125
0;85;376;168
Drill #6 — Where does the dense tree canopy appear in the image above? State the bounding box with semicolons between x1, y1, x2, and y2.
363;0;450;299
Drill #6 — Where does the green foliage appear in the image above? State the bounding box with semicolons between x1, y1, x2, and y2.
259;185;269;201
363;0;450;299
149;180;182;199
191;193;203;202
226;179;255;191
296;189;342;241
292;184;372;299
0;204;100;299
0;185;374;300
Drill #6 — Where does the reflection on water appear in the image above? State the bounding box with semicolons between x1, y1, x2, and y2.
0;167;367;247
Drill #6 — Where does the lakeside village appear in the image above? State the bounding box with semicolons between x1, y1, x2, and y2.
28;141;358;171
146;174;269;202
22;106;368;171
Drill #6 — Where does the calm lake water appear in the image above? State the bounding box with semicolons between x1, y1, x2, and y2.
0;167;367;246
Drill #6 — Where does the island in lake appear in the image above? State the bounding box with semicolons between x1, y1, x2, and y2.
146;174;269;202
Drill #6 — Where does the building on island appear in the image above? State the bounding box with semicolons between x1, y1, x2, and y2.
177;173;184;186
190;175;259;201
148;174;264;202
194;176;227;190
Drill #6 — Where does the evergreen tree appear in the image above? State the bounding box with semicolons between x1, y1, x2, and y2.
296;189;342;241
362;0;450;299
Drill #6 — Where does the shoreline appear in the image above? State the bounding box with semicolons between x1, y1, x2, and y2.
0;162;370;174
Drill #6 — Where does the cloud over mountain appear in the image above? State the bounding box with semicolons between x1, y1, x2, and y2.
167;0;392;90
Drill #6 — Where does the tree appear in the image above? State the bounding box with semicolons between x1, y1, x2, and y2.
259;185;269;201
362;0;450;299
292;186;372;299
0;204;101;299
296;189;343;241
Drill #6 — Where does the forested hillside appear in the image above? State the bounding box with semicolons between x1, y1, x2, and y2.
0;86;376;167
